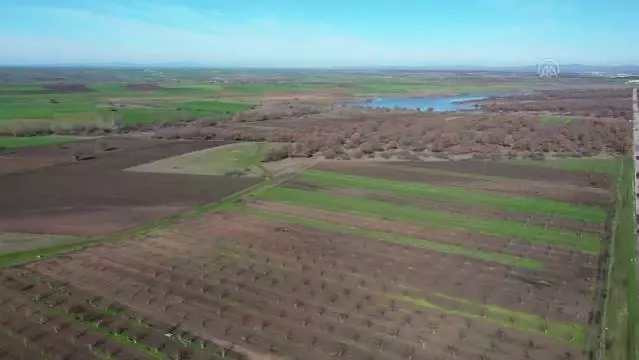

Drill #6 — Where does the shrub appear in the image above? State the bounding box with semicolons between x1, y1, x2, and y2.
263;145;291;162
399;151;421;161
529;152;546;161
321;148;338;159
380;151;392;159
350;149;364;159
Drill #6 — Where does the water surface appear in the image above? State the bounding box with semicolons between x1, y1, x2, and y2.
360;94;490;112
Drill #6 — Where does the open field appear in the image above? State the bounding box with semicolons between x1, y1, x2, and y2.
0;81;252;135
0;157;625;360
127;142;277;178
0;137;259;237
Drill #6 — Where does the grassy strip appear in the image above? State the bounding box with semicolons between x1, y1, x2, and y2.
0;239;100;268
0;135;81;148
391;293;587;346
0;233;81;255
507;157;620;175
258;187;600;253
300;169;607;223
603;156;639;360
246;209;543;269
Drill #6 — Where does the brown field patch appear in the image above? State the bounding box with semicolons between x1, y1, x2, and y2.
44;83;93;93
0;156;62;175
0;137;258;236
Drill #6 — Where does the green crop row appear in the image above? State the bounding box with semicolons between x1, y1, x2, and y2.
258;187;600;253
299;169;607;223
390;293;587;346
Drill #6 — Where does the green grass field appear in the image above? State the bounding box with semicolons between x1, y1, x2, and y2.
127;142;274;177
299;169;607;223
539;115;572;124
508;156;621;175
0;82;252;133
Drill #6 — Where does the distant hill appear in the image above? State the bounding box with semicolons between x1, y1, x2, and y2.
2;63;639;74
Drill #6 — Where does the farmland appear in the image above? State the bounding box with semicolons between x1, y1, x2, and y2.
0;137;259;237
0;154;630;360
0;67;636;360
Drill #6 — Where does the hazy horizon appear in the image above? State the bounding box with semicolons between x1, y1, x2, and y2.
2;0;638;67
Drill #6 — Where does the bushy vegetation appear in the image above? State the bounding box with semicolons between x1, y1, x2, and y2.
160;107;631;161
482;88;634;120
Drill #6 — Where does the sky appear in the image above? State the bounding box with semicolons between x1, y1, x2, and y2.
1;0;638;67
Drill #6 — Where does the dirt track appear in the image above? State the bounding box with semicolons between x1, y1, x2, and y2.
0;137;259;236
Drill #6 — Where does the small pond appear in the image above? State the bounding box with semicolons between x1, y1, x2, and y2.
358;94;491;112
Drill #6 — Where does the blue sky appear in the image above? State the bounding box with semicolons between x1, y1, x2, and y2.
1;0;638;66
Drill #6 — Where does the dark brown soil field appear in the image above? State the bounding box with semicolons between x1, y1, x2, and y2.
0;156;61;175
0;137;258;236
